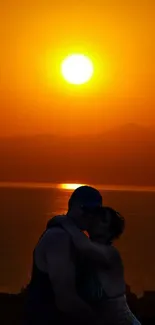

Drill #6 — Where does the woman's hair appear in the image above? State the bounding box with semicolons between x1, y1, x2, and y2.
104;207;125;242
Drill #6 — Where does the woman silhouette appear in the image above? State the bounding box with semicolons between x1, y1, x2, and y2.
60;207;141;325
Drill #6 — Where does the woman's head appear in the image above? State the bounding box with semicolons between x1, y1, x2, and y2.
106;207;125;242
88;207;125;244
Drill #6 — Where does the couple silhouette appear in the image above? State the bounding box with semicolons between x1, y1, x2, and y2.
23;186;141;325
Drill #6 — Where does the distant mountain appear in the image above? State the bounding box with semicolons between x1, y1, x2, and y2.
0;124;155;186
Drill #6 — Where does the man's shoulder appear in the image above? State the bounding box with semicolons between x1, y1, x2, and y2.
40;226;70;246
35;226;71;258
46;225;67;235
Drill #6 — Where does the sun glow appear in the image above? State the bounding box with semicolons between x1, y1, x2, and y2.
60;183;84;190
61;54;94;85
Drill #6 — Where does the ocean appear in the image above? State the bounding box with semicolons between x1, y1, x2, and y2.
0;184;155;296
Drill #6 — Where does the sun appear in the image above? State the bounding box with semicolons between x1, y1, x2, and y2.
61;54;94;85
60;183;84;190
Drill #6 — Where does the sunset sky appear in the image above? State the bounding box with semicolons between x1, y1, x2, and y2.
0;0;154;136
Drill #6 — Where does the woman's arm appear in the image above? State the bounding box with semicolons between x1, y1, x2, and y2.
62;219;116;267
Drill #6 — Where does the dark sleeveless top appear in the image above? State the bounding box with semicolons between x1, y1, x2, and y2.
24;265;59;324
23;226;61;324
28;252;55;301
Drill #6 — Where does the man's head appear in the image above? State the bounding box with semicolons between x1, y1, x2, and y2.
67;185;103;230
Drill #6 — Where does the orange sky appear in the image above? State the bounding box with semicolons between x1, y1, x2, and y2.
0;0;154;136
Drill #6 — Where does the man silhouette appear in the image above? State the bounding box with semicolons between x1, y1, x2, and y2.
23;186;103;325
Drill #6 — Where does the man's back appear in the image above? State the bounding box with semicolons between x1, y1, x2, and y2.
23;226;71;324
34;227;70;276
23;223;94;325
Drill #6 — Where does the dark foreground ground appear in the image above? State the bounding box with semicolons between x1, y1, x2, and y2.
0;285;155;325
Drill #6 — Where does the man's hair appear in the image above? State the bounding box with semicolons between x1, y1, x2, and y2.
68;186;102;210
104;207;125;242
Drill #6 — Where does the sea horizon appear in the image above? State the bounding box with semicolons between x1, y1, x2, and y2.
0;182;155;192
